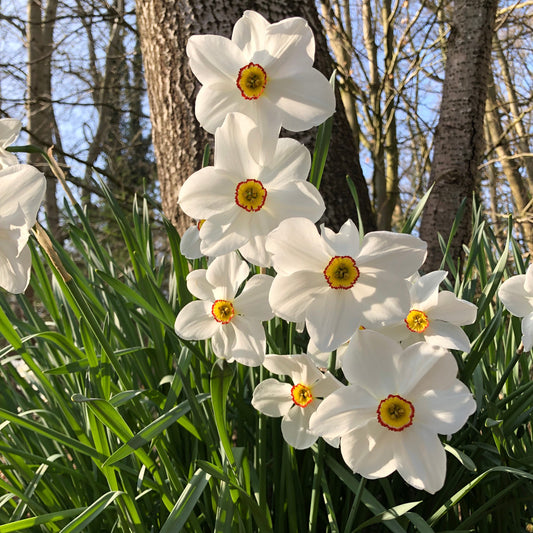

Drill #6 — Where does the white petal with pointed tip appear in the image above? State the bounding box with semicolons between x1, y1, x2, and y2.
424;320;472;353
309;386;377;439
357;231;427;276
306;289;362;352
499;274;532;317
410;270;447;308
269;270;327;323
414;384;476;435
252;379;293;417
266;217;330;275
340;423;397;479
206;253;249;299
281;403;319;449
395;426;446;494
180;225;203;260
174;301;218;340
234;274;273;321
430;291;477;325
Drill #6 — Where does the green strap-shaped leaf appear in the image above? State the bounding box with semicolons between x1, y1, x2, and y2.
210;360;236;466
0;508;83;532
160;469;210;533
58;491;123;533
103;393;210;467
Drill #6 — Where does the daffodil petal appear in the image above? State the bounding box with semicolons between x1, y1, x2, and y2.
424;320;472;353
0;165;46;223
200;210;250;258
263;137;311;184
252;378;293;417
410;270;447;308
211;324;236;359
265;182;324;224
414;384;476;435
342;330;400;392
340;423;397;479
239;234;272;267
357;231;427;276
355;273;410;323
229;316;266;366
206;253;249;299
180;225;203;260
498;274;531;317
269;270;327;323
234;274;273;320
281;403;319;449
395;426;446;494
0;118;21;148
214;113;263;177
174;301;218;340
309;386;377;439
194;82;245;134
521;313;533;351
187;35;244;85
262;17;314;75
320;219;360;258
306;289;362;352
267;69;335;132
266;217;330;275
0;244;31;293
430;291;477;325
178;167;236;220
524;265;533;293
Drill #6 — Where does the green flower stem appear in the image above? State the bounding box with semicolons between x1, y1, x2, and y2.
309;440;325;533
309;350;337;532
258;366;268;515
343;476;366;533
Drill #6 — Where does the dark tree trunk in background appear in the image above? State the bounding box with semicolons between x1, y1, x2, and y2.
420;0;498;272
27;0;61;239
136;0;375;234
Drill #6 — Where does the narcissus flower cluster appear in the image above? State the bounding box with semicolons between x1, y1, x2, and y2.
174;10;481;494
0;119;46;293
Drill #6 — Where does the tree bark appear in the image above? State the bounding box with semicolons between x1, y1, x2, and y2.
26;0;61;239
136;0;375;234
485;78;533;253
420;0;498;272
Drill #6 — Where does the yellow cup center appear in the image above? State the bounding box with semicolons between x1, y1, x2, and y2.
235;179;267;212
211;299;235;324
377;394;414;431
404;309;429;333
291;383;313;407
236;62;267;99
323;256;360;289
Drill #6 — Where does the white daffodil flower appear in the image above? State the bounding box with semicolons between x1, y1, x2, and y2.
0;118;22;169
498;265;533;351
252;353;342;449
309;330;476;494
178;113;324;267
378;271;477;353
266;217;427;352
174;252;273;366
186;10;335;134
0;165;46;293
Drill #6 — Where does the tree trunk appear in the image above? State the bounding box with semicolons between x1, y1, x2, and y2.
136;0;375;234
485;78;533;253
26;0;61;239
420;0;498;272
